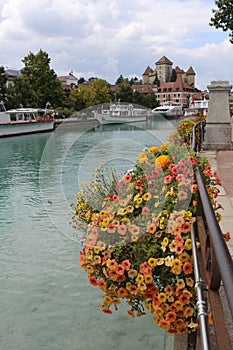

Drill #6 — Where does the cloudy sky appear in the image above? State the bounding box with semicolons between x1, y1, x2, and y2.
0;0;232;90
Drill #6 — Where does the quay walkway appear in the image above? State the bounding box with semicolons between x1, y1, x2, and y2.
174;149;233;350
198;150;233;350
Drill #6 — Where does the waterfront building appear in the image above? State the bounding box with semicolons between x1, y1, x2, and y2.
142;55;196;106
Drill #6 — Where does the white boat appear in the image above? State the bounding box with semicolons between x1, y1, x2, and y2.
151;102;184;119
0;102;55;137
184;99;208;118
95;103;150;125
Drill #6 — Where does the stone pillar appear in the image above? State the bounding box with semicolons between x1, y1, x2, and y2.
203;80;232;150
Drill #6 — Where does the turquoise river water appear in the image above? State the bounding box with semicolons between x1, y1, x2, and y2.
0;117;180;350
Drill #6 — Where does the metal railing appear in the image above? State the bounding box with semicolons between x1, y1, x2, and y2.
183;121;233;349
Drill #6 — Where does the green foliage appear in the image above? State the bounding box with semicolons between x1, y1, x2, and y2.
0;66;7;104
7;49;65;108
70;79;113;110
116;83;133;102
210;0;233;43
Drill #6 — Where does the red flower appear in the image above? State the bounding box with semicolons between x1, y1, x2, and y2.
183;262;193;274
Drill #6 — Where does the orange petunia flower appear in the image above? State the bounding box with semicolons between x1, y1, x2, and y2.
166;311;177;322
118;287;128;298
107;259;118;270
158;319;170;329
127;309;135;317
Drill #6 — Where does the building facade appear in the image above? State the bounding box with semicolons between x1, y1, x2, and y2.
142;56;196;106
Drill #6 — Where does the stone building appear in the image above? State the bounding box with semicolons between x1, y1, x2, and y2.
142;55;196;106
57;71;78;92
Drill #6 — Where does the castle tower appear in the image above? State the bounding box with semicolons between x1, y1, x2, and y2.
142;66;153;84
155;56;173;84
185;66;195;88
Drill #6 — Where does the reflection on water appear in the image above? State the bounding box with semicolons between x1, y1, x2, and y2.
0;119;176;350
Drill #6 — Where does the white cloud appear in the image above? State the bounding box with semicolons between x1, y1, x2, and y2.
0;0;232;90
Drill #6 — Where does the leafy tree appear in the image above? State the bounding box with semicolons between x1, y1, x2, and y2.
153;73;160;86
210;0;233;43
78;77;85;84
70;79;113;109
0;66;7;105
115;74;125;85
115;83;133;102
9;49;65;108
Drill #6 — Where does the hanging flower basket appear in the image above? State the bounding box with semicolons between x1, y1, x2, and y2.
71;127;223;334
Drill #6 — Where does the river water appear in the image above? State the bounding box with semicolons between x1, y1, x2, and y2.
0;117;180;350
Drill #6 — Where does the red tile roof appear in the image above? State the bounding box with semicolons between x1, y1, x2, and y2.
142;66;153;75
156;55;173;65
186;66;195;75
175;66;184;74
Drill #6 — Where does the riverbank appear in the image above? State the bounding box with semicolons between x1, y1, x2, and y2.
54;117;100;128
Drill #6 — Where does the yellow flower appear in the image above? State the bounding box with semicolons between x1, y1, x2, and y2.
136;273;144;284
173;301;184;311
131;235;138;242
155;155;169;168
156;258;164;265
158;292;167;303
165;256;174;267
126;205;134;213
94;247;100;254
143;192;152;201
149;146;158;153
138;282;147;291
176;278;185;289
162;237;169;247
145;274;153;284
148;257;157;268
128;269;138;277
179;252;190;263
138;151;148;163
185;238;192;250
126;282;132;290
160;144;168;152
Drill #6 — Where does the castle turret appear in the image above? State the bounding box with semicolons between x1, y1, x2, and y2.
155;56;173;84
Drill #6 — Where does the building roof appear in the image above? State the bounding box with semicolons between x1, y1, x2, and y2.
131;84;157;93
175;66;185;74
142;66;153;75
186;66;195;75
173;74;193;91
156;55;173;65
158;75;193;92
5;69;21;77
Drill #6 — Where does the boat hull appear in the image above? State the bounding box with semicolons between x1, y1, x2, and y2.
0;121;54;137
95;113;147;125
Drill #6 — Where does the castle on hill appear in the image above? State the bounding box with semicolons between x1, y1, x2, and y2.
141;56;196;106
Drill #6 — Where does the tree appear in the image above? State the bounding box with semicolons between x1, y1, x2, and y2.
9;49;65;108
115;74;125;85
116;83;133;102
153;73;160;86
70;79;113;109
0;66;7;104
210;0;233;43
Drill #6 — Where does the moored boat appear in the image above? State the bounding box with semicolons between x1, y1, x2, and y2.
151;102;184;119
94;103;150;125
183;99;208;118
0;102;55;137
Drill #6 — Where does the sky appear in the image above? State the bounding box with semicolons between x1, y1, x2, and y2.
0;0;233;91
